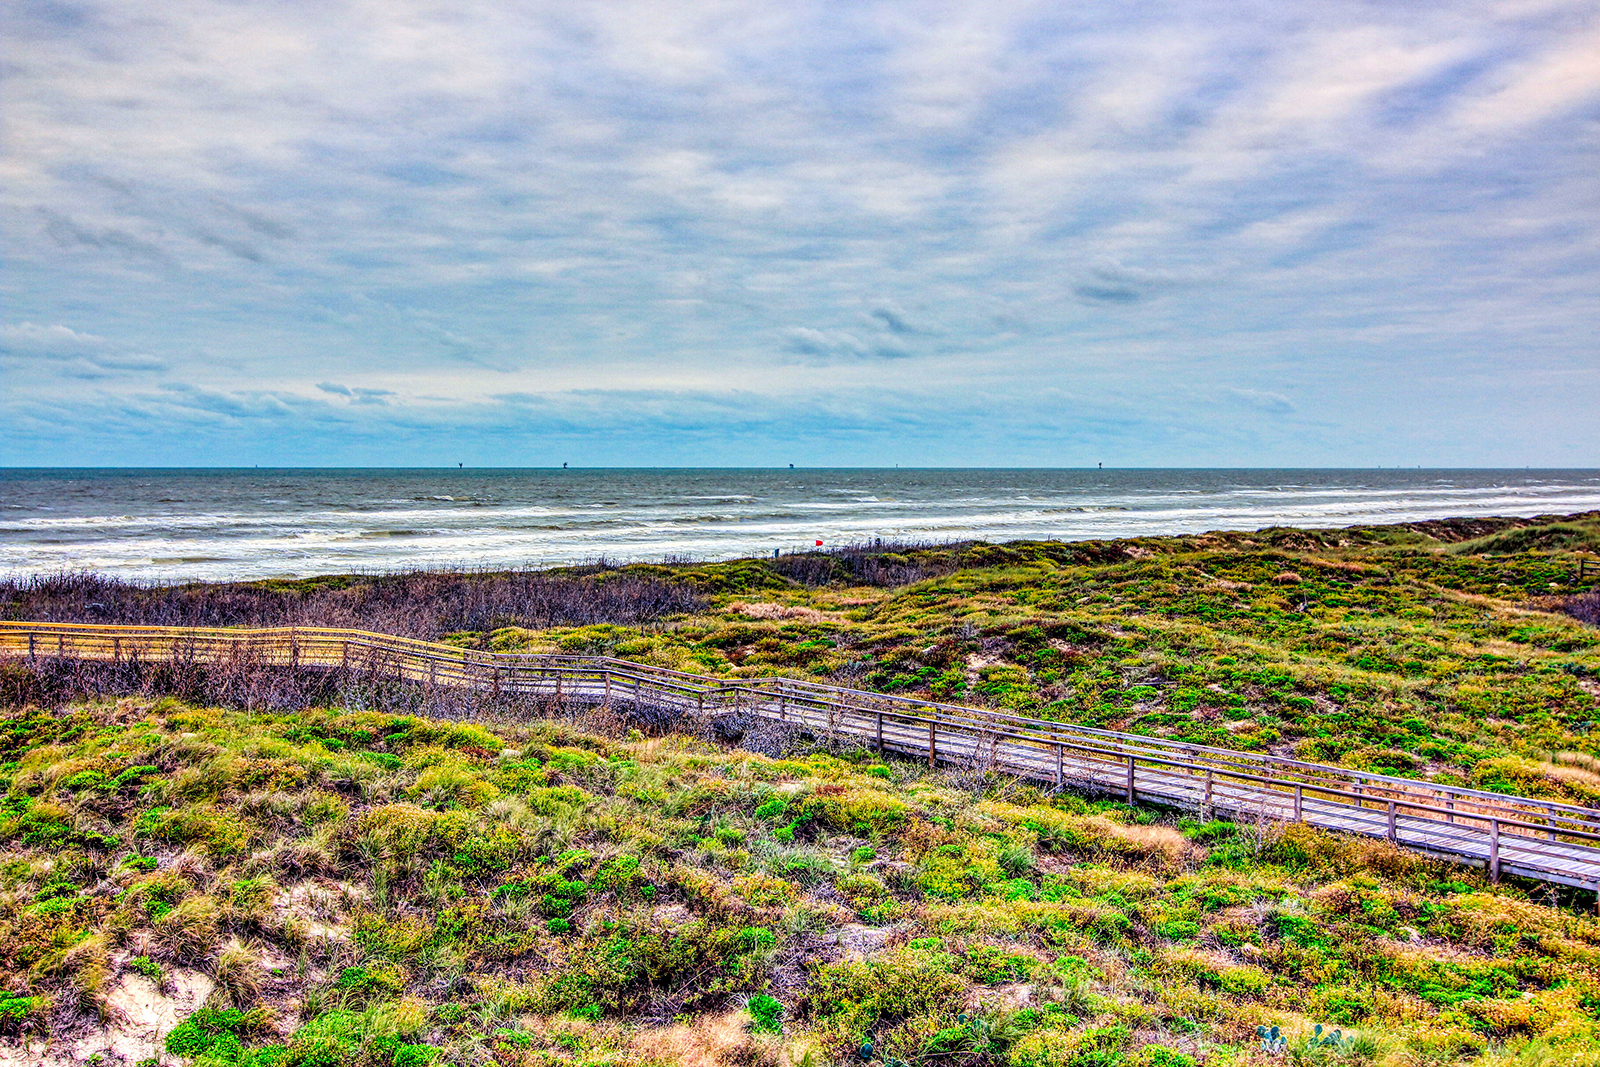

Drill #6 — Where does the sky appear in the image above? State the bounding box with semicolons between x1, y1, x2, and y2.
2;0;1598;468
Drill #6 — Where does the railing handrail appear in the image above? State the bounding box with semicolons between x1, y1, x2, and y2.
525;653;1600;819
4;620;1598;837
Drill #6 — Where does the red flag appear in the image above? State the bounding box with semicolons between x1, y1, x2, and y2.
815;539;823;546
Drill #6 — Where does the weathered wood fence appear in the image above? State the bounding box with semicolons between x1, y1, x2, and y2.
5;620;1600;895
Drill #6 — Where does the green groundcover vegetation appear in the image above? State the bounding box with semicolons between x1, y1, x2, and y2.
490;512;1600;798
4;700;1600;1067
1;512;1599;1067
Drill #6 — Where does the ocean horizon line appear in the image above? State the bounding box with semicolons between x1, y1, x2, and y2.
4;465;1599;474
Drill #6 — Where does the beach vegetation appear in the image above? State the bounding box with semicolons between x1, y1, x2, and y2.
0;691;1593;1065
2;514;1600;1063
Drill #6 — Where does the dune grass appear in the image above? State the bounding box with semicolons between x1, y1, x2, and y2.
479;513;1600;800
14;514;1600;795
1;697;1600;1066
2;512;1599;1065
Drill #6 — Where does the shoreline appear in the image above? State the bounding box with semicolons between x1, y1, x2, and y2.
3;507;1598;589
5;469;1600;583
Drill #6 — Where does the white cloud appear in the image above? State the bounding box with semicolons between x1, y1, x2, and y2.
783;327;910;361
0;322;110;354
1225;388;1296;415
0;0;1596;464
1450;26;1600;132
0;321;166;377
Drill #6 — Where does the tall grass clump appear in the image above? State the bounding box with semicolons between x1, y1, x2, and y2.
0;568;705;638
1562;590;1600;627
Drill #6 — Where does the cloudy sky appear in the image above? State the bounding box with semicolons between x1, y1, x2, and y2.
3;0;1598;467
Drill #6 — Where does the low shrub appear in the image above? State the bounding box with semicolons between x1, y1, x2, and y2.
747;993;784;1033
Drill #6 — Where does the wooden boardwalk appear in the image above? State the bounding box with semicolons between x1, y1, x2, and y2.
6;620;1600;895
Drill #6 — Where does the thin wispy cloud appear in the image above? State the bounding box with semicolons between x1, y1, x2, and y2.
1;0;1596;466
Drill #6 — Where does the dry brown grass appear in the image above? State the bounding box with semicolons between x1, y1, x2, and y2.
207;940;264;1008
1100;819;1191;865
1311;559;1377;574
152;895;221;965
0;568;704;637
1545;753;1600;793
728;601;840;623
629;1009;779;1067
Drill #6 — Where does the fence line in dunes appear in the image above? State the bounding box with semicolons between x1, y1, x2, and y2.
4;620;1600;900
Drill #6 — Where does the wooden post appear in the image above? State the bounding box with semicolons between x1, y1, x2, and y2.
604;672;611;706
1489;818;1501;882
1446;797;1454;824
1546;805;1558;842
1055;743;1063;789
1125;755;1135;804
928;721;936;768
28;633;35;661
1294;784;1303;822
1386;801;1397;843
875;712;884;755
113;636;121;662
1203;770;1213;820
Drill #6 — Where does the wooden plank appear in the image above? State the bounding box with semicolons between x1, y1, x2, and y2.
7;621;1600;888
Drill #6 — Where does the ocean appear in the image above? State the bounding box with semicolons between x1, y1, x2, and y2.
2;468;1598;582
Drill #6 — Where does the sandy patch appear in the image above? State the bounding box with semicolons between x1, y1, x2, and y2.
969;981;1037;1013
0;969;214;1067
277;880;358;943
651;903;695;929
829;922;891;961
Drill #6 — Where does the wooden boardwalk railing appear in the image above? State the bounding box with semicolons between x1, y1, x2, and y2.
6;620;1600;896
